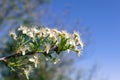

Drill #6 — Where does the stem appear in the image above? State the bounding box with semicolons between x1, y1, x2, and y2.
0;46;58;62
0;52;35;62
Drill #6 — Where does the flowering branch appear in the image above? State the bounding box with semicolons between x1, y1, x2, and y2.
0;26;84;80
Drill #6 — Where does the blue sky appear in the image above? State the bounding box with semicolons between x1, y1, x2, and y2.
51;0;120;80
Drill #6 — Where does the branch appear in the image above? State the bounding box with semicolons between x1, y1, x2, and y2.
0;47;58;62
0;52;35;62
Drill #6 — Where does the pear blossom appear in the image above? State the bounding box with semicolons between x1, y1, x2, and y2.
48;31;54;38
18;26;27;31
45;44;51;54
52;29;59;33
73;31;79;38
9;30;17;40
29;55;39;68
74;49;81;56
18;45;30;55
32;27;39;34
23;66;32;80
67;39;76;47
18;26;28;34
27;32;34;38
45;27;50;32
75;36;84;49
61;30;70;38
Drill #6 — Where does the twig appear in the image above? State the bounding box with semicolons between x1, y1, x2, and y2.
0;52;35;62
0;47;58;62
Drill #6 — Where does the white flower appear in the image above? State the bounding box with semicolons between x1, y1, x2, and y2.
18;45;30;55
44;44;51;54
78;40;84;49
52;29;60;33
42;32;48;37
75;37;84;49
32;27;39;34
29;58;35;62
73;31;79;38
22;50;26;55
52;29;61;37
23;66;32;80
9;30;17;40
74;49;82;56
29;55;39;68
23;30;28;34
48;32;54;38
18;26;26;31
18;26;28;34
19;47;26;55
67;39;76;47
45;27;50;32
27;32;34;38
60;30;70;38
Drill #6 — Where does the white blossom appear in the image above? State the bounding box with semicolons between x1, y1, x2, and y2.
29;55;39;68
60;31;69;38
18;26;28;34
32;27;39;34
75;36;84;49
48;31;54;38
22;50;26;55
45;27;50;32
27;32;34;38
73;31;79;38
18;45;30;55
74;49;82;56
67;39;76;47
52;29;59;33
18;26;26;31
45;44;51;54
9;30;17;40
23;66;32;80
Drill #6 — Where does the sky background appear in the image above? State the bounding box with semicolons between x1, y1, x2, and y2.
51;0;120;80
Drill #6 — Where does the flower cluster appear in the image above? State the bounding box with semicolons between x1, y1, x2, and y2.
8;26;84;79
9;26;84;55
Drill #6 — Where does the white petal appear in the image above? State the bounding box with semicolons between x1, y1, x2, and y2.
29;58;35;62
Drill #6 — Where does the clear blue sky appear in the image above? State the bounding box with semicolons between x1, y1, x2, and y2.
51;0;120;80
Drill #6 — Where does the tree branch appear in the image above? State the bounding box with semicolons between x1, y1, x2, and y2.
0;47;58;62
0;52;35;62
